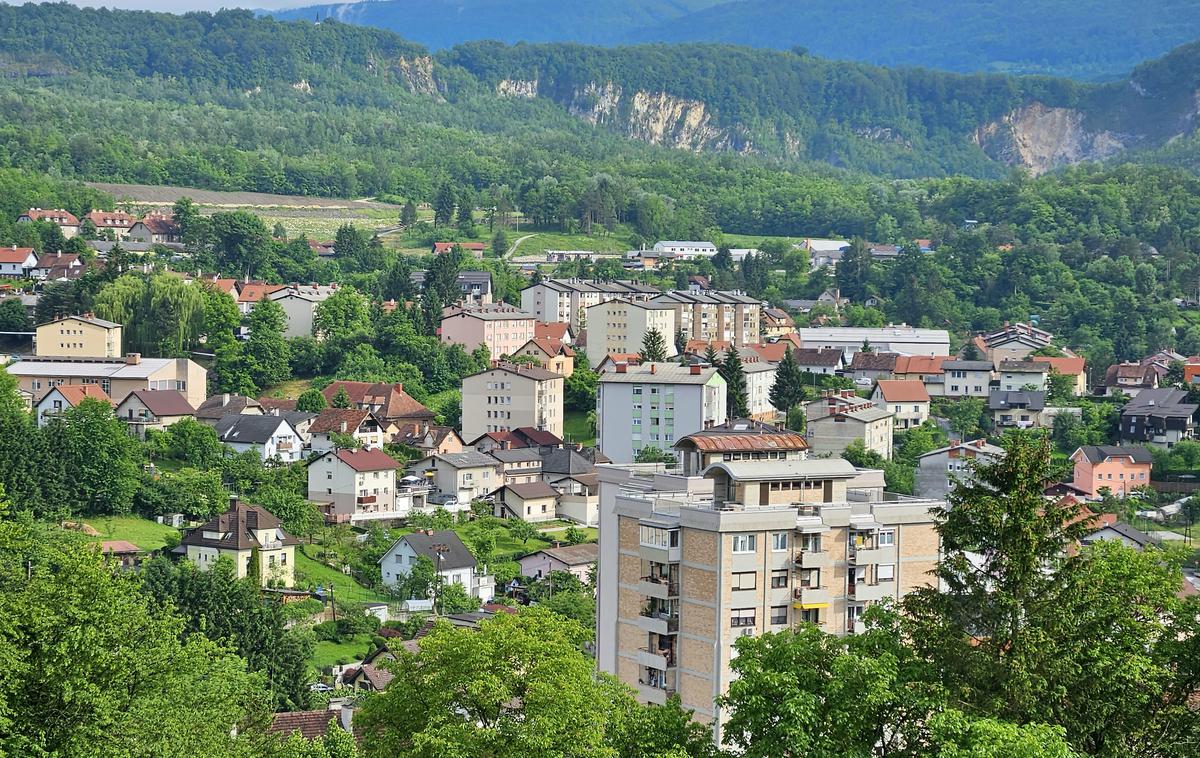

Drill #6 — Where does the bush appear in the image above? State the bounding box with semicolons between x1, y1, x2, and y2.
312;620;339;642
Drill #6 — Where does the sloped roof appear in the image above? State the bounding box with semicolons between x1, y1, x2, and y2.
875;380;930;403
392;530;475;570
134;214;179;235
676;419;808;453
998;360;1048;373
894;355;948;375
99;540;142;555
258;397;297;412
849;352;899;371
512;427;564;447
332;448;398;472
268;710;337;740
522;337;574;358
0;246;35;263
987;390;1046;411
86;210;136;228
180;502;298;551
490;447;544;464
33;252;80;269
215;414;292;444
46;384;112;407
321;381;434;421
236;282;286;304
499;481;559;500
309;408;375;435
1074;445;1154;464
540;447;596;475
468;363;562;382
39;313;122;330
535;543;599;566
535;321;571;341
122;389;194;417
22;208;79;224
196;393;262;420
433;450;499;468
1031;356;1086;375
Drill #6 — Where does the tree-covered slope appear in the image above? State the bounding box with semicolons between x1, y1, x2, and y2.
270;0;1200;81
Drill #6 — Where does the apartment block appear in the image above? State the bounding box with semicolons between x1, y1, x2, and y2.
520;278;660;330
439;303;537;361
596;460;943;743
6;353;207;407
648;291;762;347
805;389;894;460
585;300;678;368
34;314;122;358
461;363;564;442
596;362;727;464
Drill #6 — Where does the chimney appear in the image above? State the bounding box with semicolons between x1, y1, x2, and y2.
650;364;657;375
340;421;348;434
615;363;627;374
221;393;230;406
124;353;141;366
689;364;701;375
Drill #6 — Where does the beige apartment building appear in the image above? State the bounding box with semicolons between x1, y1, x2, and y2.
6;354;207;407
584;300;678;368
34;314;122;358
460;363;564;442
596;460;942;744
648;291;761;347
520;278;660;329
439;303;537;361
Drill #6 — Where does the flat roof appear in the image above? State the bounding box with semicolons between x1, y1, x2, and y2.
703;458;859;481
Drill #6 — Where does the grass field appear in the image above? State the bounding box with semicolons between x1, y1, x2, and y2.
563;410;596;447
81;516;180;550
311;634;376;670
508;229;632;256
294;547;393;603
259;379;314;401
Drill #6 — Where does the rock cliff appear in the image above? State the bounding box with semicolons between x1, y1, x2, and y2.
974;102;1128;174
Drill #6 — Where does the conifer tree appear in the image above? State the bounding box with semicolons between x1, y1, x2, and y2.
770;346;807;415
639;328;668;363
719;346;749;418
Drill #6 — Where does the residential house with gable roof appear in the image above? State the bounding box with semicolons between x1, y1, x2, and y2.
410;450;501;507
29;251;83;281
519;543;599;583
308;408;386;453
114;389;195;437
127;213;181;245
490;446;543;485
18;208;80;237
1032;355;1087;396
215;414;302;463
307;448;411;524
321;381;435;428
1119;388;1198;448
267;283;338;338
35;384;112;427
0;245;37;278
988;390;1047;429
491;480;560;522
805;389;894;459
179;501;298;586
379;529;494;601
516;336;575;377
940;360;993;398
871;380;930;430
914;439;1005;500
760;307;795;338
394;423;464;456
1070;445;1153;497
997;360;1049;392
846;352;899;383
84;209;136;238
196;393;263;424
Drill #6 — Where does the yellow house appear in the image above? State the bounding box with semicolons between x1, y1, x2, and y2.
178;502;298;587
515;337;575;377
35;314;122;358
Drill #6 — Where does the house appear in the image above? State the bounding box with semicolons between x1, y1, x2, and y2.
979;322;1054;363
940;360;993;398
518;543;598;583
782;288;848;314
378;530;494;602
179;502;298;587
127;213;181;244
196;393;263;425
29;251;83;281
114;389;195;437
535;320;574;344
411;450;501;507
686;274;711;292
743;360;779;420
6;354;206;406
1031;355;1087;395
307;448;411;524
509;426;564;448
18;208;80;238
35;384;112;427
997;360;1049;392
99;540;144;570
673;418;809;477
988;390;1047;429
394;423;464;456
235;282;286;317
540;447;602;525
1081;521;1155;550
431;241;486;259
789;347;845;375
439;303;536;361
1119;388;1198;448
308;408;386;453
596;362;727;464
797;326;950;358
804;389;894;459
268;711;343;743
584;300;677;368
892;355;950;385
1070;445;1154;498
269;409;318;442
214;414;303;463
652;240;718;259
516;337;575;377
871;380;930;430
520;278;659;329
84;209;136;238
798;238;850;268
914;439;1005;500
413;270;493;306
491;447;543;485
320;381;434;428
843;352;896;383
267;283;338;339
647;291;762;347
595;353;642;373
460;363;564;442
0;246;37;278
34;314;122;358
1104;362;1159;397
491;481;560;522
759;307;795;339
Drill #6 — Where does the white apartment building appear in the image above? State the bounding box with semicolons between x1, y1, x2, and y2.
307;448;421;524
797;326;951;359
520;278;660;329
585;300;678;368
742;360;778;421
461;363;564;443
648;291;762;347
596;362;727;464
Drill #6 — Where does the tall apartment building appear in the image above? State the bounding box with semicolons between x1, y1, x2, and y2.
439;303;537;361
647;291;762;347
596;460;943;743
461;363;565;442
520;278;660;330
584;300;678;368
596;362;727;464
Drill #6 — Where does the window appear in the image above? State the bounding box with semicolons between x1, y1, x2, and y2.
770;605;788;625
770;569;789;589
732;534;756;553
878;530;895;547
800;533;821;553
800;568;820;588
771;532;788;551
877;564;895;582
732;571;756;591
799;608;820;624
730;608;756;627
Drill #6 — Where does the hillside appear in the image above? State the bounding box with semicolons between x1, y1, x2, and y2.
270;0;1200;80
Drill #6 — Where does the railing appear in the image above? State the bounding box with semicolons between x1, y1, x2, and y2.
638;677;676;694
356;495;377;505
639;646;676;667
639;608;680;632
639;575;679;596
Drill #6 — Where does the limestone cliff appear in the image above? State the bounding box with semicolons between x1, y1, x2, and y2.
496;78;539;98
974;102;1128;174
393;55;442;100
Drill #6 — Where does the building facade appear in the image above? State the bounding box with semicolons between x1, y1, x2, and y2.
461;363;565;442
439;304;537;361
596;363;727;464
34;314;123;358
520;278;660;329
584;300;678;368
648;291;762;348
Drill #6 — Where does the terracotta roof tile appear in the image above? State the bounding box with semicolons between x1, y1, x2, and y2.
875;379;930;403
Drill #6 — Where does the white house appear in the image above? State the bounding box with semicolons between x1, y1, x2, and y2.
410;450;501;509
0;246;37;278
652;240;718;259
307;408;387;454
743;360;778;421
518;543;599;584
214;414;302;463
378;530;495;603
35;384;112;428
307;448;415;524
870;380;931;431
267;283;337;339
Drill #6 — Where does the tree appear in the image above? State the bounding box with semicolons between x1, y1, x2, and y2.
433;184;456;227
770;347;807;415
42;397;143;516
719;345;749;418
276;724;360;757
639;328;668;363
937;397;985;438
146;417;228;469
0;298;28;332
507;518;539;547
635;446;676;464
702;343;720;367
400;199;418;227
0;520;273;756
330;387;351;409
313;287;372;341
1046;369;1076;404
564;365;599;412
246;298;291;389
674;328;687;355
208;210;272;277
491;228;508;258
296;388;326;412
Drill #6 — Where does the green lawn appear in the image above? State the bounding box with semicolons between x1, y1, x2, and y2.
563;410;595;447
311;633;376;671
294;547;393;603
508;229;633;256
81;516;180;550
259;378;314;401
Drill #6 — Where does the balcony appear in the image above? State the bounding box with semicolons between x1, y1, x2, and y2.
793;550;830;569
849;544;896;565
847;619;867;635
637;609;680;635
848;581;893;603
637;679;675;706
792;584;832;607
637;576;679;599
356;495;377;505
638;646;676;670
276;441;295;451
639;542;681;564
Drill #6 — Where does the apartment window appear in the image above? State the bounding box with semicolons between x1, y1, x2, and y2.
771;532;789;551
730;608;756;627
799;608;820;624
877;564;895;582
732;534;756;553
770;605;788;625
770;569;789;589
799;533;821;553
732;571;756;591
800;568;820;588
639;526;679;548
878;530;895;547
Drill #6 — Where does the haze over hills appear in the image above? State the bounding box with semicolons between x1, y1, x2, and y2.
268;0;1200;80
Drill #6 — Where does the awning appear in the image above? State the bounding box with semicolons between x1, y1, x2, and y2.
793;602;830;609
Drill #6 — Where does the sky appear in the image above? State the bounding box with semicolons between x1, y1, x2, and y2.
64;0;307;11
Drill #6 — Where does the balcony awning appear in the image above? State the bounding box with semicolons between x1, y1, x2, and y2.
793;602;829;609
849;518;882;531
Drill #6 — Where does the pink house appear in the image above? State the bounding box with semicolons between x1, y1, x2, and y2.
439;303;536;360
1070;445;1154;498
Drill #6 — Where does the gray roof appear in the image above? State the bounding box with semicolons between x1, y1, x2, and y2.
442;305;535;322
6;357;179;380
598;362;722;385
540;448;595;475
533;543;599;566
394;530;476;571
498;481;559;500
920;440;1005;459
650;290;760;306
703;458;859;481
433;450;499;469
1123;388;1198;418
38;314;121;330
467;363;562;382
490;447;544;464
1087;521;1153;547
987;390;1046;411
197;394;262;420
527;278;659;295
943;360;994;371
998;360;1048;373
841;406;894;423
214;414;295;445
1075;445;1154;464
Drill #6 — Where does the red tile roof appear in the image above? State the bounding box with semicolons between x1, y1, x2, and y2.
86;210;136;228
237;282;286;304
875;379;931;403
135;214;179;236
333;448;399;472
894;355;949;375
258;398;298;412
310;408;374;435
268;710;337;740
50;385;112;407
99;540;142;554
34;252;81;269
535;322;571;341
433;241;485;253
23;208;79;225
686;339;731;355
0;246;35;264
524;337;574;358
321;381;434;422
1031;356;1086;375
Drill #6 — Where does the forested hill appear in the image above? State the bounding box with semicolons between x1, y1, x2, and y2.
269;0;1200;81
1;3;1200;184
